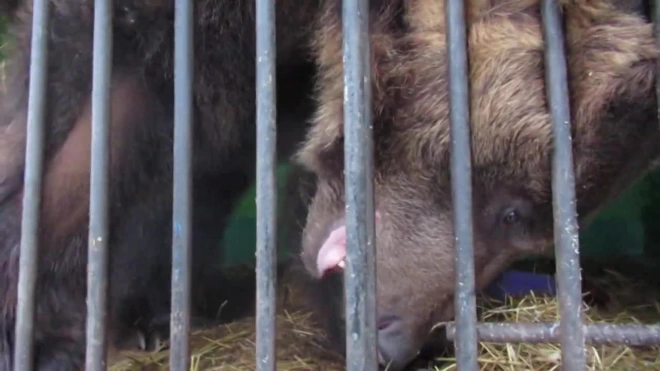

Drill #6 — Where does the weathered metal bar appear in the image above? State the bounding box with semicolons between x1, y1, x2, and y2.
169;0;194;367
541;0;587;369
12;0;50;368
341;0;378;369
84;0;113;368
446;323;660;346
445;0;479;369
255;0;278;368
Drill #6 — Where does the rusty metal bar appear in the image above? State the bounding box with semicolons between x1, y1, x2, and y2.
169;0;194;367
255;0;278;368
341;0;378;369
84;0;113;367
446;323;660;346
12;0;50;368
541;0;587;369
445;0;479;369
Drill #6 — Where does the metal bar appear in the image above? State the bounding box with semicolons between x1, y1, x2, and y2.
445;0;479;369
255;0;278;368
446;323;660;346
13;0;50;368
541;1;586;370
84;0;113;367
341;0;378;369
169;0;194;367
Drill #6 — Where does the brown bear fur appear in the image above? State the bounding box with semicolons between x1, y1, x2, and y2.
294;0;659;369
0;0;320;369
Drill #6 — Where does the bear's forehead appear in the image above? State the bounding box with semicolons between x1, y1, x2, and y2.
376;29;554;191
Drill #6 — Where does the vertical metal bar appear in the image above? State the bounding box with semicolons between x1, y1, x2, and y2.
255;0;277;368
541;1;586;370
85;0;113;367
169;0;194;367
445;0;479;369
342;0;377;370
13;0;50;368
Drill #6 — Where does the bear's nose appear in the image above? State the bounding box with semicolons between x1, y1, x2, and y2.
376;314;418;370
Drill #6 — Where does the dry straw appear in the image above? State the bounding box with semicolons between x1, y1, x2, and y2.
109;266;660;371
435;271;660;371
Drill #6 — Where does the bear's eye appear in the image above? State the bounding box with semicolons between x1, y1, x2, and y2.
502;208;520;226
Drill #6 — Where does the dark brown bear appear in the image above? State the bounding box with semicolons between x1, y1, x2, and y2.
0;0;320;369
294;0;659;369
0;0;19;18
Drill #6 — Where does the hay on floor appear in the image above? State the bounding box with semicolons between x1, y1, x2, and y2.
435;269;660;371
110;310;344;371
109;267;344;371
109;268;660;371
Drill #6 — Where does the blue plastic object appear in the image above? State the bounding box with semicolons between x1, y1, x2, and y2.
484;270;557;301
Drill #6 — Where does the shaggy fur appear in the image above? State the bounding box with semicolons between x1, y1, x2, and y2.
295;0;659;369
0;0;319;369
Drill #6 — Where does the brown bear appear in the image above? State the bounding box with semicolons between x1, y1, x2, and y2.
0;0;320;369
294;0;659;369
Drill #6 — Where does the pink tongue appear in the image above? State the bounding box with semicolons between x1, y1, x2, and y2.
316;225;347;277
316;213;381;278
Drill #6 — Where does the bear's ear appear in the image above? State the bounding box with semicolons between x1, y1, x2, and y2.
563;3;658;216
296;1;400;177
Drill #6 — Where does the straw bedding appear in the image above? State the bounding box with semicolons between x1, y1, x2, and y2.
433;270;660;370
108;260;660;371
